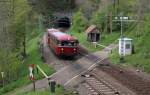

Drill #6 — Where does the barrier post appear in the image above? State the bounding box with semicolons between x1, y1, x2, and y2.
36;65;57;94
29;64;36;91
1;72;4;87
49;80;56;93
33;80;36;91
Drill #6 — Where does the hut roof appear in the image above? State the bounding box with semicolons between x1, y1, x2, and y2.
85;25;98;33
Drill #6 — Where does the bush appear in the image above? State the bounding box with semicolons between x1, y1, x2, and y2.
71;9;88;33
91;9;106;28
0;50;22;86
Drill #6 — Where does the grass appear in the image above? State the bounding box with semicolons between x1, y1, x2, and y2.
16;86;77;95
70;31;120;52
16;86;64;95
25;31;55;76
0;30;55;95
110;28;150;73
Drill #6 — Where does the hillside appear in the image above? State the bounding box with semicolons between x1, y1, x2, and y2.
0;0;75;94
70;0;150;73
0;0;150;95
110;15;150;73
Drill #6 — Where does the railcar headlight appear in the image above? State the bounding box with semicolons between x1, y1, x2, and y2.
61;48;64;51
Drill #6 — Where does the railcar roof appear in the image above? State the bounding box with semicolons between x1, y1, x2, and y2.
47;28;60;32
47;29;77;41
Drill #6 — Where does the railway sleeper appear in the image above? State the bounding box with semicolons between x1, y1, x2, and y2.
85;78;118;95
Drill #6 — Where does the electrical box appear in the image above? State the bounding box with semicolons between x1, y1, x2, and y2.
119;37;133;56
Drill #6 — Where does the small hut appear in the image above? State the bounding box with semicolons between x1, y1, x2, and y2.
85;25;101;42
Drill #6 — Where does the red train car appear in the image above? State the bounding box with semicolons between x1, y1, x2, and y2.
47;29;79;56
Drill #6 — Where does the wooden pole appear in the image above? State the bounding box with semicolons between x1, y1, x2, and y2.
1;72;5;87
23;32;26;57
109;12;113;34
29;65;36;91
33;80;36;91
2;78;4;87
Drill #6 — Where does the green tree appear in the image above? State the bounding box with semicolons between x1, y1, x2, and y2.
0;51;21;83
32;0;75;15
0;0;30;87
91;9;106;30
11;0;31;55
71;9;88;33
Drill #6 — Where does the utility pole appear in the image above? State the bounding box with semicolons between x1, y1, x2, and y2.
113;16;136;63
120;17;123;37
1;72;5;87
109;12;113;34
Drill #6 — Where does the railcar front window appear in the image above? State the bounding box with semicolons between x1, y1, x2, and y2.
61;41;78;46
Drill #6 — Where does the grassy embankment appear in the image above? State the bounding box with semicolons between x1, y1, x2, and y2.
70;8;120;52
110;15;150;73
15;86;77;95
16;86;64;95
3;29;76;95
0;29;55;95
71;31;120;52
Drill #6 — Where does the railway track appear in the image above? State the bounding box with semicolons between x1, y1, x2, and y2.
75;48;150;95
77;46;122;95
81;73;120;95
99;59;150;95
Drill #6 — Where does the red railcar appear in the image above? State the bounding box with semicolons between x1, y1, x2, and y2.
47;29;79;56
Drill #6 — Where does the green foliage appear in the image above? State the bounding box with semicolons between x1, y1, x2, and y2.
70;3;120;52
24;31;55;76
0;0;77;94
0;51;21;81
90;9;107;32
144;14;150;33
71;9;88;33
0;0;32;89
110;13;150;73
71;30;120;52
0;31;55;94
33;0;75;15
10;0;31;50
